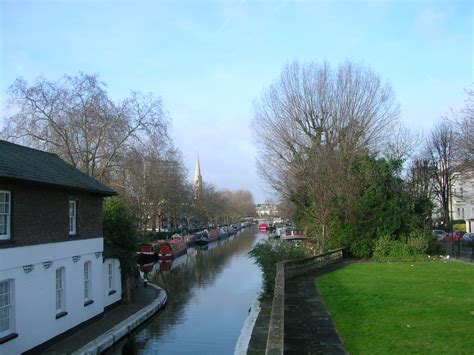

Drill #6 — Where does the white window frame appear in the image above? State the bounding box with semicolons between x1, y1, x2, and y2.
84;261;92;301
108;262;114;291
0;279;14;337
0;191;11;240
56;267;66;313
69;200;77;236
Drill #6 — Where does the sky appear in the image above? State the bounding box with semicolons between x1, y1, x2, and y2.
0;0;472;203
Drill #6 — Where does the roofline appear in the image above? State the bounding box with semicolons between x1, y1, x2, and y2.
0;176;118;196
0;139;59;156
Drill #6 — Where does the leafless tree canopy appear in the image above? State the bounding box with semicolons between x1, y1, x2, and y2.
3;73;169;180
455;89;474;171
2;72;256;232
424;122;459;227
252;60;400;197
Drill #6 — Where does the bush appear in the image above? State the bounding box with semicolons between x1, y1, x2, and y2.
348;238;375;259
373;233;430;262
248;240;311;293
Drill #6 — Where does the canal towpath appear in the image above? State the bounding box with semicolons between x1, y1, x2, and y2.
247;260;348;354
41;277;165;354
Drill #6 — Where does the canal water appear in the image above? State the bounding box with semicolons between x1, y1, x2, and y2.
116;227;264;354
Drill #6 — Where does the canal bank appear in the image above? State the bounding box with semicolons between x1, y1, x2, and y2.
41;279;167;354
247;249;347;354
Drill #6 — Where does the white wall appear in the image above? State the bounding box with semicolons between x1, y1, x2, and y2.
0;237;117;354
451;175;474;221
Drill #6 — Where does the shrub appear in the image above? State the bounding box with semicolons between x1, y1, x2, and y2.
373;233;430;262
406;232;429;254
348;237;375;259
248;240;311;293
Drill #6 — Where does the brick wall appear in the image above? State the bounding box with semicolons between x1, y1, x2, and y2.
0;180;104;248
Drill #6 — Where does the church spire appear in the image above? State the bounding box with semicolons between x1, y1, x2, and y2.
194;155;202;199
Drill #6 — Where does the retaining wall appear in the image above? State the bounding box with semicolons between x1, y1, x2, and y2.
72;283;167;355
265;249;344;354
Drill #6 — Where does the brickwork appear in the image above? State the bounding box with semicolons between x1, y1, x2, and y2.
0;179;103;248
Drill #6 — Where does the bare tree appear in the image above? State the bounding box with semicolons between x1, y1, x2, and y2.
252;60;400;249
454;89;474;172
405;157;435;201
114;136;190;233
382;123;418;162
218;189;256;222
425;122;459;228
3;73;169;180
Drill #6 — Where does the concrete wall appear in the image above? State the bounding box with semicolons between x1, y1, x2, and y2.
265;249;344;355
0;238;107;354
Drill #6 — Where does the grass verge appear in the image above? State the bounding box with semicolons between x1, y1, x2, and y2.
317;261;474;354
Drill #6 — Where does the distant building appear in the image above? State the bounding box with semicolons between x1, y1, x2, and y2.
256;203;279;217
450;173;474;232
432;169;474;232
0;140;121;353
193;156;202;199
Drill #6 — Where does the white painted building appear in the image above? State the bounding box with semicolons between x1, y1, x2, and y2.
0;140;121;354
256;203;279;217
451;173;474;232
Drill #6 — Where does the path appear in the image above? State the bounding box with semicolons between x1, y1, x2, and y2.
41;278;161;354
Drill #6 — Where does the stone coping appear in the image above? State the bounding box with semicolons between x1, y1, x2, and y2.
234;295;262;354
72;283;167;355
265;249;344;355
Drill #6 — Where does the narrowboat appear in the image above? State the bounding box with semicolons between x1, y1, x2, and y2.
194;228;219;245
218;227;228;239
137;243;158;264
281;228;308;242
156;235;187;259
136;235;187;261
184;234;196;246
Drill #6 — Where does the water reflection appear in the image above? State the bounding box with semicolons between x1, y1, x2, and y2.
112;228;263;354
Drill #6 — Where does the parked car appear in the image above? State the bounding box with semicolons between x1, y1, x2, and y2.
444;231;464;241
432;230;447;240
462;233;474;243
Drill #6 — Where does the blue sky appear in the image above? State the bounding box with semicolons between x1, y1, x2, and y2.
1;0;472;202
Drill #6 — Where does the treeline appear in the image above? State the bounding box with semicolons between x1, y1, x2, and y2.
2;73;256;234
253;60;473;258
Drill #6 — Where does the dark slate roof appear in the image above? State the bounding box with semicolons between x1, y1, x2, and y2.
0;140;116;195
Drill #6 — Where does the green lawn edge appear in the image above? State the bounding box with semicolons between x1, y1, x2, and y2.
316;261;474;354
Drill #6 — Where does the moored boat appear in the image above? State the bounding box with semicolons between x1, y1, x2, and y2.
156;234;187;259
218;227;228;239
194;228;219;245
281;228;308;242
137;235;187;261
137;243;159;264
184;234;196;246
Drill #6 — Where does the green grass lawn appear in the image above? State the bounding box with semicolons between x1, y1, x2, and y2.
317;261;474;354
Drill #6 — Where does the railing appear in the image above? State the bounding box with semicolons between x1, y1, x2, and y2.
439;239;474;262
265;248;345;355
